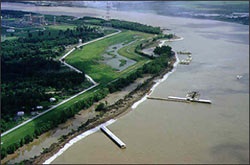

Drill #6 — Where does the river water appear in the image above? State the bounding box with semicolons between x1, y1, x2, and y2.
2;2;249;164
52;9;249;165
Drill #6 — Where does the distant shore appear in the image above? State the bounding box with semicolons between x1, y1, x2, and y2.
1;2;249;164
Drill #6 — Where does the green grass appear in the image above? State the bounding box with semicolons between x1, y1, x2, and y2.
46;24;76;30
84;19;102;24
1;86;99;149
1;36;18;42
2;18;16;21
103;28;118;35
118;39;147;61
119;59;127;67
1;30;153;150
66;30;152;83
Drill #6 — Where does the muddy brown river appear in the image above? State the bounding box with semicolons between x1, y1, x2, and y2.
2;2;249;164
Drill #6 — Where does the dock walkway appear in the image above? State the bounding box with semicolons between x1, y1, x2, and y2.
100;126;126;149
147;96;212;104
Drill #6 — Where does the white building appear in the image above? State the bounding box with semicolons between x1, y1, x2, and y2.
17;111;25;116
49;97;56;102
6;29;15;33
79;39;82;44
36;106;43;109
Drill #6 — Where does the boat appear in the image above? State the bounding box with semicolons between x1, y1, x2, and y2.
236;75;242;79
186;91;200;101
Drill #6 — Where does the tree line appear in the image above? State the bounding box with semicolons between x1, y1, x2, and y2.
76;17;162;34
1;43;175;159
1;24;104;133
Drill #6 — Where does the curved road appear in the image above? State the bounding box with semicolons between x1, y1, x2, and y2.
1;30;121;137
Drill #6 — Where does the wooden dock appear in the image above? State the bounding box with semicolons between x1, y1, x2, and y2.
147;96;212;104
100;126;126;149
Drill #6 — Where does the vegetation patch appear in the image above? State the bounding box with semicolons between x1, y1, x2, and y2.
1;11;174;160
66;30;153;83
1;17;105;133
119;59;127;67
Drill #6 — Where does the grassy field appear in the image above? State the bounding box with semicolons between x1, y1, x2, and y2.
46;24;76;30
66;30;153;83
1;30;153;151
1;36;18;42
118;39;148;61
1;86;98;149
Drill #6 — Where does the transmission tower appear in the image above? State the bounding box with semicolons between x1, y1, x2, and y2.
53;16;56;25
106;1;111;20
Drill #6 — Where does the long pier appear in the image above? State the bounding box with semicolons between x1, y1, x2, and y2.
147;96;212;104
147;96;190;103
100;126;126;149
190;98;212;104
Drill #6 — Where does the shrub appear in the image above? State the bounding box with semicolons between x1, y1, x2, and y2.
95;102;106;111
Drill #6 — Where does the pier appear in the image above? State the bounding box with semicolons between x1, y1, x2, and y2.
100;126;126;149
189;98;212;104
147;96;190;103
178;51;192;65
147;96;212;104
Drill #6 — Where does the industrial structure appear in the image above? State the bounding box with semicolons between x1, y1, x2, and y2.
23;14;45;25
53;16;56;25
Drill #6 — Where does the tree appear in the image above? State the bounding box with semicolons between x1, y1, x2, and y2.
6;145;16;154
153;45;172;56
20;138;24;147
24;134;33;144
28;33;32;38
1;148;7;159
95;102;106;111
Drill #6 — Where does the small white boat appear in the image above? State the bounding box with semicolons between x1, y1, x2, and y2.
236;75;242;79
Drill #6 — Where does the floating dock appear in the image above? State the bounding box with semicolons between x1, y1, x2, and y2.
178;52;192;65
100;126;126;149
179;57;192;65
147;96;211;104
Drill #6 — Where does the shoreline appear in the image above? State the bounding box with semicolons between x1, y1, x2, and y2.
1;38;181;165
0;12;182;163
0;3;184;164
0;4;185;162
27;54;177;164
2;2;249;27
1;3;249;164
1;29;122;137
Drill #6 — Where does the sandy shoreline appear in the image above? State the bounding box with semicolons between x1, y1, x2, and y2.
0;3;183;164
1;3;186;164
2;2;249;164
20;55;176;164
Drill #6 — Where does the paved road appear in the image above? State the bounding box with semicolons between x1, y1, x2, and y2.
1;30;121;137
59;30;121;85
1;84;98;137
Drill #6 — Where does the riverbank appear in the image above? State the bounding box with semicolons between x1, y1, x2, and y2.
20;54;176;164
2;2;248;164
